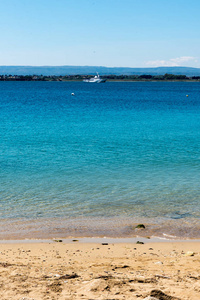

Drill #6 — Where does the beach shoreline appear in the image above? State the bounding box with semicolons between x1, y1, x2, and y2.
1;216;200;299
1;216;200;241
1;236;200;244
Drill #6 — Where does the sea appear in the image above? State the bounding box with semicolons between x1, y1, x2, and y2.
0;81;200;239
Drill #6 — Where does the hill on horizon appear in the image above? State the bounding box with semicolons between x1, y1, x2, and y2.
0;66;200;76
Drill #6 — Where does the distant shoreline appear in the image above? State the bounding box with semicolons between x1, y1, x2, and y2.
0;74;200;82
0;79;200;83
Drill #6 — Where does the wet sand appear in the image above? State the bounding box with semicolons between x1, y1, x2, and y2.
0;239;200;299
1;217;200;240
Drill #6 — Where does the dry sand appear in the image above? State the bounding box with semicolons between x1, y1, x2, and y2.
0;240;200;299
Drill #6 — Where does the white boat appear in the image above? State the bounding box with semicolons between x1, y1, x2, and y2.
83;73;106;83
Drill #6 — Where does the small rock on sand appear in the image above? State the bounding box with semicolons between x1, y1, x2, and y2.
184;251;194;256
136;224;146;229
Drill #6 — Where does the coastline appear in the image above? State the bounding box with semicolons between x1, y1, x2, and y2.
1;236;200;244
1;78;200;82
2;217;200;298
1;216;200;240
0;239;200;299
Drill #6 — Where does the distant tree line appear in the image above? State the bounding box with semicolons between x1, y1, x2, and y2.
0;73;200;81
100;74;200;81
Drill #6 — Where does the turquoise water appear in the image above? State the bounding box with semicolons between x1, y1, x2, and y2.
0;81;200;238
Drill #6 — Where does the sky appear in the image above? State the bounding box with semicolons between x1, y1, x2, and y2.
0;0;200;68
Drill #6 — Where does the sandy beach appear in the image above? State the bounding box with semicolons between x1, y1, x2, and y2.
0;239;200;299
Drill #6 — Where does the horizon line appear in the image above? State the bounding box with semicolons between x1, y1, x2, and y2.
0;65;199;69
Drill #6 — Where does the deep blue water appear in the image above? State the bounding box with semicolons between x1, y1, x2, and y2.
0;81;200;237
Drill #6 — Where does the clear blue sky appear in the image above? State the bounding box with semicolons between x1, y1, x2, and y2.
0;0;200;67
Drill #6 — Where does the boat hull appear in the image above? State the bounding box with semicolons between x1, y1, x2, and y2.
83;74;106;83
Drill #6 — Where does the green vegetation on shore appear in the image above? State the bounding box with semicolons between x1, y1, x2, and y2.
0;73;200;82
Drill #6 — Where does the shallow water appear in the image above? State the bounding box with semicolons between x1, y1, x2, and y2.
0;81;200;238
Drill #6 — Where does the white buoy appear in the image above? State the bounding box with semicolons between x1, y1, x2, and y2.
71;93;75;96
